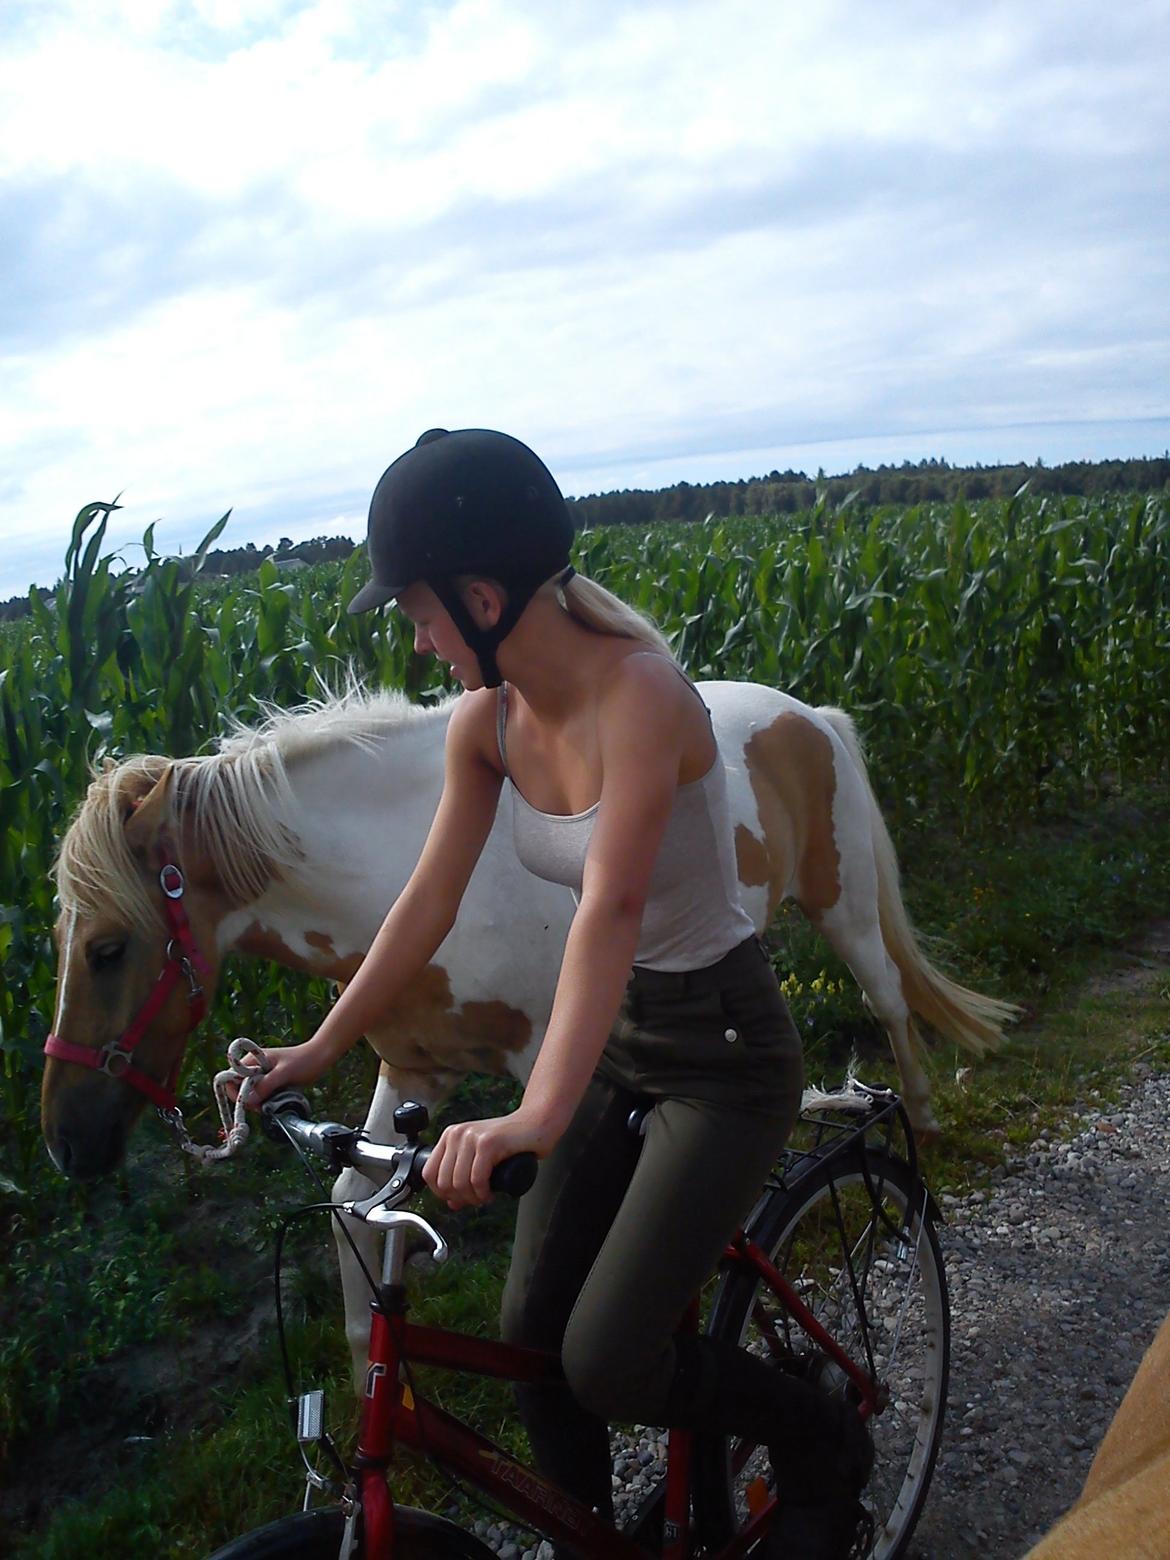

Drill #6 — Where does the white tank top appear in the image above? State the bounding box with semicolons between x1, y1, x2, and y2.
497;681;755;972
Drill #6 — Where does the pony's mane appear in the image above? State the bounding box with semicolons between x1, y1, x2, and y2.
56;686;453;932
216;683;444;763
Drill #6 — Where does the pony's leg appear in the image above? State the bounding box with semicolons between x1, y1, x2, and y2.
788;712;941;1140
742;707;941;1139
333;1061;457;1389
815;897;940;1140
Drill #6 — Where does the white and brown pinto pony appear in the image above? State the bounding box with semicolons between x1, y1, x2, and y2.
43;681;1014;1372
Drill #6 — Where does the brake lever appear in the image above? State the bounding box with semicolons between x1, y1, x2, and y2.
348;1208;449;1265
340;1141;425;1220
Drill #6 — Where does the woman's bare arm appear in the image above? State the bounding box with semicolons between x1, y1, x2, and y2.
248;691;503;1103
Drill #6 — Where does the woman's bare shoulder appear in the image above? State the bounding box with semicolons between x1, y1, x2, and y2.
446;687;505;774
599;649;696;710
597;652;713;779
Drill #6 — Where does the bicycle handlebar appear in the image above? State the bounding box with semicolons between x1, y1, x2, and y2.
260;1091;539;1200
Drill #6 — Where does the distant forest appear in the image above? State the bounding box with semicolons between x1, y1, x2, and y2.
3;452;1167;621
565;452;1170;526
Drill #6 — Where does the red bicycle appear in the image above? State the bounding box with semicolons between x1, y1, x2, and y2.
208;1081;948;1559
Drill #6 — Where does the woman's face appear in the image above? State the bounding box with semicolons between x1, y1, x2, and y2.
397;582;484;688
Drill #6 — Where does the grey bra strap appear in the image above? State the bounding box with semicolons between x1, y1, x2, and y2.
666;658;713;721
496;683;511;778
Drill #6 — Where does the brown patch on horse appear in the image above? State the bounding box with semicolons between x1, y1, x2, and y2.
364;963;532;1079
305;929;363;973
734;822;771;890
234;929;531;1077
236;921;363;981
741;712;841;920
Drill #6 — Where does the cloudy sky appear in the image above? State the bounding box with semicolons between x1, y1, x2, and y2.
2;0;1167;598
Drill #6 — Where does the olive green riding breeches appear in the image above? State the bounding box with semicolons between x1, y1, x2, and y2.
499;935;804;1518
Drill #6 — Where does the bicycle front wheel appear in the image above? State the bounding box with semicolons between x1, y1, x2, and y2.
695;1151;949;1560
207;1504;495;1559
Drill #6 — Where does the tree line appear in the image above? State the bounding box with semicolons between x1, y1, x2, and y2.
566;453;1170;527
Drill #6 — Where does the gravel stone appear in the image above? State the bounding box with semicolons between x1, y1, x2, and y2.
909;1068;1170;1557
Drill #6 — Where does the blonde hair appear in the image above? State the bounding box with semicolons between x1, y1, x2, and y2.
547;571;677;658
453;568;678;661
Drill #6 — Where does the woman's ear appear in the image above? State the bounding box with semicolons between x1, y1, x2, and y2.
462;579;504;629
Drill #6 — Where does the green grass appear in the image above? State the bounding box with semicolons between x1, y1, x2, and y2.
7;1318;355;1559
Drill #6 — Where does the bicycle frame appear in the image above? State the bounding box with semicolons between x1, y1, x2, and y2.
344;1225;881;1560
358;1301;652;1558
259;1084;932;1560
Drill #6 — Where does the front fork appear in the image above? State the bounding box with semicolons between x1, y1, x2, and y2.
353;1302;405;1558
297;1301;403;1559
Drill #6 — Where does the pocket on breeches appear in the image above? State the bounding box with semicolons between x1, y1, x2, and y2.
618;974;803;1119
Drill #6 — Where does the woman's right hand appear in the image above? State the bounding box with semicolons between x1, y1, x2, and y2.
240;1041;328;1109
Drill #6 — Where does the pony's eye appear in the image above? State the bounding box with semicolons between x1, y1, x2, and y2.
89;940;127;970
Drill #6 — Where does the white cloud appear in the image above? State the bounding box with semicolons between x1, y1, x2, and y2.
0;0;1167;596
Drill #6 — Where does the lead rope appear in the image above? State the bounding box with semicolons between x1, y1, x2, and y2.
799;1071;875;1115
160;1037;271;1163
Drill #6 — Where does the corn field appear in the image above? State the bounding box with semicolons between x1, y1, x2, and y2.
2;490;1168;1183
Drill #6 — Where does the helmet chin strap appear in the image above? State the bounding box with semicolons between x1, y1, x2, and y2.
429;574;548;690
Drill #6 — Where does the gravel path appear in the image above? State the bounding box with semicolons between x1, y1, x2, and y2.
909;1063;1170;1558
474;1064;1170;1560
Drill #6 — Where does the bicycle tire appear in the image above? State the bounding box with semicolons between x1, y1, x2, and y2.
207;1504;496;1559
694;1150;949;1560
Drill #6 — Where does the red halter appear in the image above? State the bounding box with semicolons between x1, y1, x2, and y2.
44;847;213;1112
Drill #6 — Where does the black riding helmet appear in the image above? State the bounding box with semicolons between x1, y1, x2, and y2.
348;428;575;688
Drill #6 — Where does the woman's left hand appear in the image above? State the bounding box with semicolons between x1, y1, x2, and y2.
423;1111;549;1209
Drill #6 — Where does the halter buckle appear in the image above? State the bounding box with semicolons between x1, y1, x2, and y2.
99;1043;133;1078
160;863;185;899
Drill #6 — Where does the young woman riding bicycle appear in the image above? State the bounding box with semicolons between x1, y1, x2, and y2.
245;427;871;1559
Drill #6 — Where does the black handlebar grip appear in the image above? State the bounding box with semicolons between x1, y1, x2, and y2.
260;1089;312;1141
263;1089;311;1116
490;1152;539;1197
411;1147;537;1198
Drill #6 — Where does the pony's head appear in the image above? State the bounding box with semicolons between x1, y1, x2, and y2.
42;750;283;1178
41;690;417;1177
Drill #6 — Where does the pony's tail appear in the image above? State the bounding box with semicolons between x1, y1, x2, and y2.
820;709;1021;1055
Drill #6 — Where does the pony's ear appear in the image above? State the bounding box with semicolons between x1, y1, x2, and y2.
123;766;175;859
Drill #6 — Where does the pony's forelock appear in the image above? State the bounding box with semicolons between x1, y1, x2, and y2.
55;755;171;934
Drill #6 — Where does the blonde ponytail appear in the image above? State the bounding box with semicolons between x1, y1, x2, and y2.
455;567;678;661
550;571;677;659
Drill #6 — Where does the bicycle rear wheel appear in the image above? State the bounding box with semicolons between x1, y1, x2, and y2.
694;1151;949;1560
207;1504;495;1559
